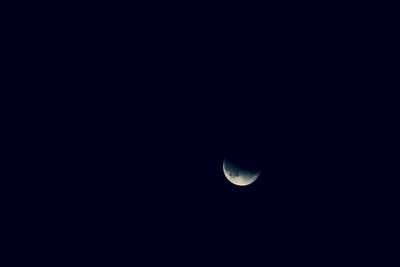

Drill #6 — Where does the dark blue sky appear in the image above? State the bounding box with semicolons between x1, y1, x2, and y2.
41;9;389;263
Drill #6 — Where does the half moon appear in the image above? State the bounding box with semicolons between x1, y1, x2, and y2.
223;158;261;186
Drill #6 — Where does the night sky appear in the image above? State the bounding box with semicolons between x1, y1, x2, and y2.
68;62;373;263
40;10;392;264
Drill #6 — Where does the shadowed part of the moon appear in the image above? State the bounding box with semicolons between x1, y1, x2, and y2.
223;158;260;186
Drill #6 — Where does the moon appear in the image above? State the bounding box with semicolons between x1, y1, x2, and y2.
223;158;261;186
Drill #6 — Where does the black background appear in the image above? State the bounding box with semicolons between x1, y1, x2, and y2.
18;4;396;264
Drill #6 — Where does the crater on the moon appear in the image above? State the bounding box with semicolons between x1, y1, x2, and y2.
224;160;240;177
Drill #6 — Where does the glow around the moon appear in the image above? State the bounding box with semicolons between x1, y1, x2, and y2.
223;158;261;186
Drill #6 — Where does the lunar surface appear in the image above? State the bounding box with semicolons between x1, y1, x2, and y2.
223;158;261;186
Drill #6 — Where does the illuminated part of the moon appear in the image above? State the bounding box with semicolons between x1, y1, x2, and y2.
223;158;261;186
